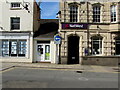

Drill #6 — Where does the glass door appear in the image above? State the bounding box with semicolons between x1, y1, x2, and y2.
37;44;50;62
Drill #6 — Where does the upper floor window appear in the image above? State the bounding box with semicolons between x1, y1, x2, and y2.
93;6;101;22
11;3;21;8
111;5;117;22
11;17;20;30
70;5;78;22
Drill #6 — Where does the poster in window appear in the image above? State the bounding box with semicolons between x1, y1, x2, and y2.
11;41;17;54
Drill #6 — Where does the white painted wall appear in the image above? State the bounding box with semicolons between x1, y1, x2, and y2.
0;0;34;32
0;0;35;63
0;1;2;31
50;41;56;64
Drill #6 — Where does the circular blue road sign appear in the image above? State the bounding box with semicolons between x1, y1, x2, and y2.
54;35;61;41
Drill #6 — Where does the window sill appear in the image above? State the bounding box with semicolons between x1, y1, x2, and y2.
10;8;22;10
10;29;20;31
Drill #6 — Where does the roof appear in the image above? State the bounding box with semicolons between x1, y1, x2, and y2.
34;19;59;39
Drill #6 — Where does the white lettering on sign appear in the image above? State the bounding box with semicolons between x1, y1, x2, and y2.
69;24;83;28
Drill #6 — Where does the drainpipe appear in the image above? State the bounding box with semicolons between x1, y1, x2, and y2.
87;2;90;56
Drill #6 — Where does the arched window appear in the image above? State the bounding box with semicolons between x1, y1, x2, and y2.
115;37;120;55
69;5;78;22
91;36;103;55
111;5;117;22
93;6;101;22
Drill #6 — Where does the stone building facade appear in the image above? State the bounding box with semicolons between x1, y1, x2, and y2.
59;0;120;65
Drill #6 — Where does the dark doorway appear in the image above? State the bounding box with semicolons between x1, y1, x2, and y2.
68;35;79;64
115;37;120;55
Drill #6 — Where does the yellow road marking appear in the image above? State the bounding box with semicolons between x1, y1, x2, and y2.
0;67;15;73
19;67;119;73
0;66;119;74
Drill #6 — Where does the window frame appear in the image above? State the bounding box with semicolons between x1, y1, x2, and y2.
110;5;117;23
11;17;20;30
69;5;78;23
1;40;27;57
93;5;101;23
114;37;120;55
10;2;21;9
91;36;103;55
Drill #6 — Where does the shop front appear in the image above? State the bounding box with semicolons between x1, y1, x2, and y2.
33;39;56;63
0;32;33;62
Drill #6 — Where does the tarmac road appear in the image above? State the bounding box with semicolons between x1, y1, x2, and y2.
2;67;119;88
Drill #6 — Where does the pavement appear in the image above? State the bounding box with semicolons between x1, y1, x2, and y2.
0;62;120;73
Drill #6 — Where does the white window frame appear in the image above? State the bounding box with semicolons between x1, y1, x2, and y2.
1;39;27;57
110;5;117;23
11;2;21;9
69;5;78;22
91;37;103;56
11;17;20;30
93;6;101;23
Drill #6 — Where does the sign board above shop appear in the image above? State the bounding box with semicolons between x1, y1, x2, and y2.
62;23;88;29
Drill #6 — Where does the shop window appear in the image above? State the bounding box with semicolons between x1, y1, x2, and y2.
11;17;20;30
93;6;101;22
91;36;103;55
111;5;117;22
115;37;120;55
45;45;50;60
2;40;9;57
70;5;78;22
18;40;27;56
1;40;27;57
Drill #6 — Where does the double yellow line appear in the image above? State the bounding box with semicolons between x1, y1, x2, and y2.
0;66;15;73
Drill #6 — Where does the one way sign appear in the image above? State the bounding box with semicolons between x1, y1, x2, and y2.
54;35;61;44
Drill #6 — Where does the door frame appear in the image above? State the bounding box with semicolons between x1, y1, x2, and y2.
37;43;51;62
67;35;80;64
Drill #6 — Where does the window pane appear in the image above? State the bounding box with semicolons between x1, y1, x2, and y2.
70;5;78;22
11;3;20;8
11;41;17;56
93;6;101;22
111;5;116;22
45;45;50;60
18;40;27;56
11;17;20;30
2;40;9;57
91;37;102;55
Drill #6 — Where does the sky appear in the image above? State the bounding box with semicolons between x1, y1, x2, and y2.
40;1;59;19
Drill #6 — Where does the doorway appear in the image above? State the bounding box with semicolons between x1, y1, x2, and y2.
68;35;79;64
37;44;50;62
115;37;120;55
